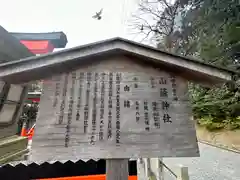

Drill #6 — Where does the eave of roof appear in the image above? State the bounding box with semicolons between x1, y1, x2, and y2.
0;37;238;85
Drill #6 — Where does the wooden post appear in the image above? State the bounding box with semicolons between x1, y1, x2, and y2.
157;158;164;180
146;158;151;178
106;159;129;180
137;158;145;180
176;165;189;180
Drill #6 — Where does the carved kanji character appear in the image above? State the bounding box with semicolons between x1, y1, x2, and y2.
163;114;172;123
159;77;167;84
124;85;130;92
160;88;168;97
162;101;170;110
124;100;131;108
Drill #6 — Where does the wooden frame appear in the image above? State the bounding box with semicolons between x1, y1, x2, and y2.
0;85;28;127
0;37;238;85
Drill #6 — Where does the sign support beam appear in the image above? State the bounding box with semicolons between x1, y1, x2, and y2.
106;159;129;180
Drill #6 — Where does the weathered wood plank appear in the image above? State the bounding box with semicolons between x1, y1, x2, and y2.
0;135;28;165
106;159;129;180
30;58;199;162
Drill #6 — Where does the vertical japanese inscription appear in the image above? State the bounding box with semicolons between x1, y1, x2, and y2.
133;77;138;88
107;73;113;139
159;77;168;99
84;72;91;133
76;72;84;121
150;77;156;88
58;74;68;124
115;73;121;145
144;101;150;131
99;73;105;141
53;76;61;108
33;72;200;160
90;73;98;145
152;102;160;128
135;101;140;122
162;100;172;123
65;72;76;147
159;76;172;124
170;76;178;101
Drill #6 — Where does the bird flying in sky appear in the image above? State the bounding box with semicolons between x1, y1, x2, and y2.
92;9;103;20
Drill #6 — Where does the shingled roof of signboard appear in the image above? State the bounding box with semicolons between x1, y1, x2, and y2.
0;37;238;85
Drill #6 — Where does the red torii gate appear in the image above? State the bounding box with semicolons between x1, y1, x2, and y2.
10;32;67;54
10;31;68;103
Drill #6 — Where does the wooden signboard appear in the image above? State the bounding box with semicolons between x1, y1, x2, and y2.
30;59;199;162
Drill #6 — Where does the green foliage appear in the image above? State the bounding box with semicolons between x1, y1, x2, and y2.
197;116;240;131
189;83;240;130
194;0;240;67
187;0;240;130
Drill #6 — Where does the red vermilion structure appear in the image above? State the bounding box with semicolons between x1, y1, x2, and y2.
20;40;55;54
10;31;68;102
10;31;67;54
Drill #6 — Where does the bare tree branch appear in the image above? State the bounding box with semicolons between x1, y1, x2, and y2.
128;0;198;55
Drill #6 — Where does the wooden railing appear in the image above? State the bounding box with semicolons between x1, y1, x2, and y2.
137;158;189;180
0;135;28;165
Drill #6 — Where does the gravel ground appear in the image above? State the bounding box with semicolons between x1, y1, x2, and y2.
163;142;240;180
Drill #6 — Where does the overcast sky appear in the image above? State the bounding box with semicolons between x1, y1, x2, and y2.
0;0;139;49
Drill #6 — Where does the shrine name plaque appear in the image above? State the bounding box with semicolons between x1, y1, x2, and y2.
31;71;199;161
